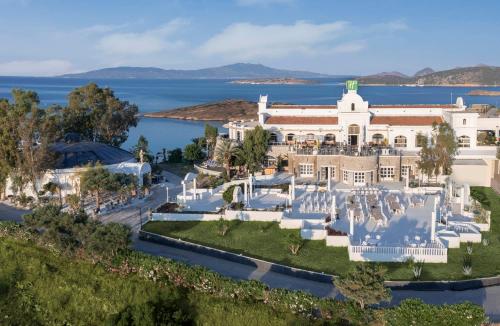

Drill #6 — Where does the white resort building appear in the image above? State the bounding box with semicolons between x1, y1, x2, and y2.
225;80;500;187
5;137;152;199
151;81;498;264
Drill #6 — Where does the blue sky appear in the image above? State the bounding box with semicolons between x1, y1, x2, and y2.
1;0;499;76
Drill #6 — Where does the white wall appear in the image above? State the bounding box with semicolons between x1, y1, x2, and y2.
451;163;491;187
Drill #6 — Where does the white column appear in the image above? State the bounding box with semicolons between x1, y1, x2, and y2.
193;180;197;200
248;175;253;199
182;181;186;203
244;182;248;204
166;186;169;202
349;212;354;236
431;211;436;241
460;187;465;213
291;175;295;200
327;167;331;191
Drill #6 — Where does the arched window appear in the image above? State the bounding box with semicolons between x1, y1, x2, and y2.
269;132;278;143
463;119;467;125
324;133;336;143
306;133;315;141
415;133;427;147
286;133;295;142
458;135;470;147
351;103;355;111
372;133;384;145
394;135;407;148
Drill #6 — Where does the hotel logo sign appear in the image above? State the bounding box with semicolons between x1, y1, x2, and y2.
346;80;358;91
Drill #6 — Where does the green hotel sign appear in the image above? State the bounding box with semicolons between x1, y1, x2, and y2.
346;80;358;91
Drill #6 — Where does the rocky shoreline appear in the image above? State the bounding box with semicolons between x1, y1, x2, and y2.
468;89;500;96
143;99;258;122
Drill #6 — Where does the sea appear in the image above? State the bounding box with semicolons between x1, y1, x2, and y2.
1;76;500;154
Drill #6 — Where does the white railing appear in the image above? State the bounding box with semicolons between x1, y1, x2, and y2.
348;244;447;263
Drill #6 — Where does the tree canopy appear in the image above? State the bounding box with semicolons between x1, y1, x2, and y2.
184;143;204;162
132;135;153;163
240;126;270;173
334;264;391;309
417;122;458;181
64;83;138;146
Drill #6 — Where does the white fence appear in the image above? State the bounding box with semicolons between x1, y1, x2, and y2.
152;210;283;222
225;210;283;222
151;212;223;221
348;244;448;263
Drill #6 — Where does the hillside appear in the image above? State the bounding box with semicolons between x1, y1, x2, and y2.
59;63;332;79
143;99;258;121
358;66;500;86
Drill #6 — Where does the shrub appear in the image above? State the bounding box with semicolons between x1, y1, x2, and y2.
463;254;472;276
287;232;303;255
334;264;391;310
106;290;194;326
216;218;230;237
384;298;487;326
222;184;243;204
168;148;183;163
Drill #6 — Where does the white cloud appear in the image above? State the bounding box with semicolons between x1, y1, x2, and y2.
332;41;365;54
79;23;128;35
97;19;188;55
370;20;408;32
198;20;348;60
0;60;74;76
236;0;293;6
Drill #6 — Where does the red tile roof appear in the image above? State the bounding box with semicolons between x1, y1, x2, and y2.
270;105;337;109
370;104;457;109
371;116;444;125
265;116;338;125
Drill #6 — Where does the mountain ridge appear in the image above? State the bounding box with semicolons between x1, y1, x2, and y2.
59;63;335;79
357;66;500;86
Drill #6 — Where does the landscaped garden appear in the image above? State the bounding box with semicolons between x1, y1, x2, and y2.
143;187;500;281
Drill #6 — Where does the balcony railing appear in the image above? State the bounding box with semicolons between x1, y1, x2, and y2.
294;145;402;157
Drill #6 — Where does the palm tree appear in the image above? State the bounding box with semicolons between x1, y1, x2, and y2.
214;138;238;179
43;181;62;207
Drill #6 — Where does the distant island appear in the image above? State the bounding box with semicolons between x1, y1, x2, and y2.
143;99;258;121
468;90;500;96
357;65;500;86
230;78;318;85
59;63;333;79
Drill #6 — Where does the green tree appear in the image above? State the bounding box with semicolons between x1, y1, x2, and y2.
43;181;63;207
204;124;218;158
168;148;183;163
241;126;270;173
80;163;119;214
334;264;391;310
215;138;238;178
64;83;138;146
417;122;458;182
65;194;82;213
184;143;204;162
11;90;58;199
86;223;131;259
132;135;153;163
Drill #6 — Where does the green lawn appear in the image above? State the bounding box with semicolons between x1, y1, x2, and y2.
143;187;500;281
